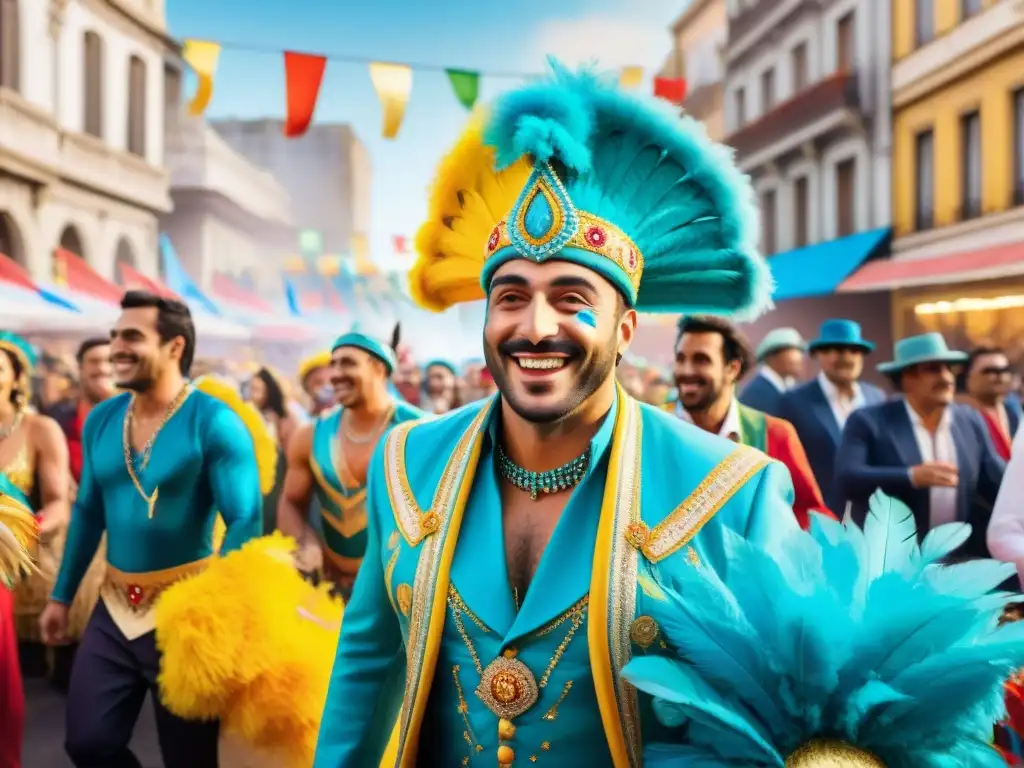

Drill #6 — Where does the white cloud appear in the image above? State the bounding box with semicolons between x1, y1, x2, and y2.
523;13;675;74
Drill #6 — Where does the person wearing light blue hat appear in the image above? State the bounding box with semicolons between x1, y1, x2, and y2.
836;332;1004;557
778;319;887;511
276;328;422;598
738;327;806;416
316;60;796;768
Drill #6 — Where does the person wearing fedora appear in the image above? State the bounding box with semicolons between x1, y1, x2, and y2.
835;332;1005;558
778;319;886;512
738;327;807;417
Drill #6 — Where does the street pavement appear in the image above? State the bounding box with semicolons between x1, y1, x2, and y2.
23;677;162;767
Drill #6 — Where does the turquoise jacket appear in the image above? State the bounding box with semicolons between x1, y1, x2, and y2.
309;401;423;568
52;390;263;603
313;388;797;768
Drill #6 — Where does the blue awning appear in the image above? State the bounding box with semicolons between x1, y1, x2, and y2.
769;227;891;302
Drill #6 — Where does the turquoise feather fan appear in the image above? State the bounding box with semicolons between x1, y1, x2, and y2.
621;490;1024;767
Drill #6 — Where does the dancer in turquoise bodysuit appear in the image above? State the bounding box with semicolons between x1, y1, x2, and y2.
40;291;262;768
278;329;421;598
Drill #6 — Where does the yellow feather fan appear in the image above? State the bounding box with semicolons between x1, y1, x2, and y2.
155;533;343;767
409;110;532;312
192;375;278;551
0;492;37;588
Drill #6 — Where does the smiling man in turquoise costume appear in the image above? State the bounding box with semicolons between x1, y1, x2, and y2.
277;328;422;598
313;60;797;768
38;291;263;768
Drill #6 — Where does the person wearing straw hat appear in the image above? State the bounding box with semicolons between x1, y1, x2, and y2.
298;350;335;418
739;327;806;417
779;319;886;511
835;332;1004;557
314;59;796;768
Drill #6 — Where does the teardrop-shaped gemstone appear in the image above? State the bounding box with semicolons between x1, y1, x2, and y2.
523;187;555;239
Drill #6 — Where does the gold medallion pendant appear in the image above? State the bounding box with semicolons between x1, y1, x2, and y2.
475;652;540;720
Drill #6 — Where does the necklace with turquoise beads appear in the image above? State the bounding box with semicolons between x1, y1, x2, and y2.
497;445;590;500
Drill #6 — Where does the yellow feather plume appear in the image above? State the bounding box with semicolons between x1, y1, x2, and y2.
0;493;37;588
410;110;532;312
155;533;343;768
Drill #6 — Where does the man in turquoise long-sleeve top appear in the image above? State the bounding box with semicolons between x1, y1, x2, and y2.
40;291;262;768
314;63;797;768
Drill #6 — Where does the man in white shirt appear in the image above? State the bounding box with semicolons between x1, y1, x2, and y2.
738;327;806;417
835;332;1005;558
779;319;886;511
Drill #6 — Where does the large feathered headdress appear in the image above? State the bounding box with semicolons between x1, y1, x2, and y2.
410;58;773;318
622;491;1024;767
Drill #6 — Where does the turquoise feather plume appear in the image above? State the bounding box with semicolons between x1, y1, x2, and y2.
621;490;1024;767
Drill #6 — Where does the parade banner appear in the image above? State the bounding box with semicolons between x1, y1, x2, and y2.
284;51;328;137
179;38;688;139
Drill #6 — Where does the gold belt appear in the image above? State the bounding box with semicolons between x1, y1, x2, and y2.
103;557;211;615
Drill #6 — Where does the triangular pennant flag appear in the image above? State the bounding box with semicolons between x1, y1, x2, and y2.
283;51;327;138
619;66;643;89
653;77;687;104
446;69;480;110
369;62;413;139
182;40;222;116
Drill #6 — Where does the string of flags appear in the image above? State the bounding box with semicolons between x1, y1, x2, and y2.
181;39;688;140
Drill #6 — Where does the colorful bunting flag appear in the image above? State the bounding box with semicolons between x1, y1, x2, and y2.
619;67;644;89
446;69;480;110
392;235;409;255
653;77;687;104
283;51;327;138
182;40;222;116
369;62;413;139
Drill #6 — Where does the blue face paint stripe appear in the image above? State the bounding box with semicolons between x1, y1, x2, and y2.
575;309;597;328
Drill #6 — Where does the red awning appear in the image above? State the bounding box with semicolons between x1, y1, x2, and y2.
839;241;1024;292
0;253;38;290
54;248;122;303
119;262;179;299
210;273;274;313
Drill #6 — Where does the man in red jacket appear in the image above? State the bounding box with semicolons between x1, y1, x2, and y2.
669;315;833;529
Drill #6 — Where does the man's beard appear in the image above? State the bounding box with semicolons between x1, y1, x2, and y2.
678;377;724;413
484;333;616;424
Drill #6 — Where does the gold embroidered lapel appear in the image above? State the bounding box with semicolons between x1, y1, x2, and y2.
626;445;769;563
588;391;644;768
380;400;494;767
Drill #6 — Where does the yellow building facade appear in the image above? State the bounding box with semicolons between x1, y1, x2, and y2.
856;0;1024;351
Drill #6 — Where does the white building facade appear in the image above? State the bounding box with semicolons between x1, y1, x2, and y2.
0;0;173;283
161;116;296;298
723;0;891;254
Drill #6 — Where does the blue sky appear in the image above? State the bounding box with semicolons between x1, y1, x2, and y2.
167;0;686;269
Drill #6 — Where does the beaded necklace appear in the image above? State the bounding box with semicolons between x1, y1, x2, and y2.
497;445;589;500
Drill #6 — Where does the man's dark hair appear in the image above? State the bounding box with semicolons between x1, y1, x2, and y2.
676;314;754;379
76;337;110;365
120;290;196;376
958;345;1006;392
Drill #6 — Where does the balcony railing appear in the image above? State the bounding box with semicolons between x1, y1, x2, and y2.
726;70;860;161
914;207;935;232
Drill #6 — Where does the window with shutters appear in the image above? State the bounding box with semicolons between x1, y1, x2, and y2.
837;12;855;72
960;111;981;219
127;55;147;157
83;31;104;138
0;0;19;91
915;0;934;47
734;86;746;127
791;42;808;93
761;68;775;112
1013;89;1024;206
794;176;809;247
761;189;777;255
915;129;935;229
836;159;856;237
961;0;982;19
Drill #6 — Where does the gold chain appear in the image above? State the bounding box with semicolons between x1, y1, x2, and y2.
122;385;192;519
